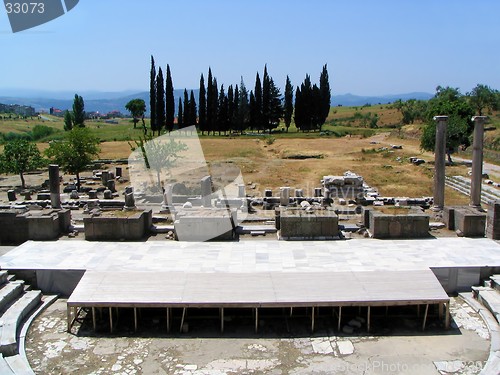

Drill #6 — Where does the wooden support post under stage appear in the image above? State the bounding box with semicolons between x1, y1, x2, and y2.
167;308;171;333
180;308;186;333
338;306;342;332
134;308;138;332
255;308;259;333
311;307;315;333
109;307;113;334
422;304;429;331
92;307;96;331
445;302;450;329
367;306;371;333
220;308;224;333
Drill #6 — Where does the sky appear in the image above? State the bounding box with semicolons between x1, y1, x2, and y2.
1;0;499;96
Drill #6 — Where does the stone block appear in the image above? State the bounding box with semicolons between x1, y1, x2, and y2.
443;206;458;230
487;200;500;240
369;210;429;239
174;208;235;241
454;207;486;237
279;208;338;240
83;210;152;241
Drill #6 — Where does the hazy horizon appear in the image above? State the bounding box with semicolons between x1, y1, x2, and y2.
1;1;499;96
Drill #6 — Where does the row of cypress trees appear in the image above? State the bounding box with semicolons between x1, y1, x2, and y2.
149;56;330;135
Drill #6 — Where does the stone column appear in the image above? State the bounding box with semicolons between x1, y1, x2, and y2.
432;116;448;211
49;164;61;209
470;116;487;209
280;187;290;206
200;176;212;207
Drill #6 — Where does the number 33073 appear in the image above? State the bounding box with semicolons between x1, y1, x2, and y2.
5;2;45;14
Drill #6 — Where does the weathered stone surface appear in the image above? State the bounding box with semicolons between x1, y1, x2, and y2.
369;210;429;239
487;200;500;240
84;210;152;241
454;206;486;237
279;208;339;240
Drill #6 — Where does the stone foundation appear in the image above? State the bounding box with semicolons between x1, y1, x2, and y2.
487;200;500;240
279;208;339;240
369;210;429;239
84;210;152;241
453;206;486;237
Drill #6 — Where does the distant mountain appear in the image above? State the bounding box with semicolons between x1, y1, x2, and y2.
332;92;433;106
0;90;433;114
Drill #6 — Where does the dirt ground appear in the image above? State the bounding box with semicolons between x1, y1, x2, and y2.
0;133;477;206
26;297;490;374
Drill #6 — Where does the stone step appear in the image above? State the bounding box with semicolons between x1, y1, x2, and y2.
236;225;277;234
490;275;500;292
4;354;33;375
0;272;8;286
445;178;491;205
473;287;500;325
447;176;500;201
0;354;14;374
0;282;25;313
0;290;42;356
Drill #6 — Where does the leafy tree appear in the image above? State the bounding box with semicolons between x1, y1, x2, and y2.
284;75;294;132
45;127;100;191
199;74;207;134
420;86;474;162
319;64;331;126
72;94;85;127
64;110;73;131
165;64;175;132
155;67;165;135
150;56;157;134
0;139;46;189
125;98;146;131
129;134;187;190
467;84;498;116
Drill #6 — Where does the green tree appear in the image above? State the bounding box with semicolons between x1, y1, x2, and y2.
45;127;100;191
319;64;331;126
64;110;73;131
156;67;165;135
206;68;215;134
125;98;146;131
420;86;475;162
129;134;187;190
237;78;250;132
177;98;183;130
467;84;498;116
72;94;85;128
165;64;175;132
0;139;46;189
199;74;207;134
254;72;263;131
150;56;157;134
265;77;283;134
284;75;294;132
183;89;190;126
189;90;197;128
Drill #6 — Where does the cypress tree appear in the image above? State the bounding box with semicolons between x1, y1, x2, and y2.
177;98;183;130
238;78;250;132
227;85;234;133
217;84;227;135
249;91;257;130
155;68;165;133
183;89;190;126
189;90;197;128
233;84;239;131
211;78;219;134
206;68;214;134
267;77;283;133
254;73;263;132
165;64;175;132
262;65;270;129
150;56;157;135
199;74;206;134
72;94;85;128
319;64;331;130
284;75;294;132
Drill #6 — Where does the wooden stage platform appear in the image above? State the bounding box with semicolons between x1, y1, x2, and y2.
67;269;450;334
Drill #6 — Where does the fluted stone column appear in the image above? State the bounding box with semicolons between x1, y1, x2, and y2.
470;116;487;209
49;164;61;209
432;116;448;211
